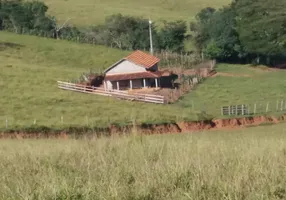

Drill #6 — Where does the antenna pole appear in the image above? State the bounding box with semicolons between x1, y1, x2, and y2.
149;19;154;55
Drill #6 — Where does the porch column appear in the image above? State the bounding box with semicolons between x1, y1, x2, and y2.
155;78;158;88
143;78;146;88
103;81;107;91
117;81;120;90
130;80;133;90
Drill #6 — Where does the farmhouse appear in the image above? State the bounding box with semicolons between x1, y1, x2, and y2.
103;50;171;90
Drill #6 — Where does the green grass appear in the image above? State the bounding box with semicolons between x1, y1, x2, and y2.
2;32;286;128
39;0;231;26
1;124;286;199
178;64;286;117
0;32;199;128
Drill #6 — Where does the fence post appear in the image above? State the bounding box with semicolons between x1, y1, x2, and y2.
228;106;231;115
5;118;8;129
276;100;279;111
254;103;257;114
236;105;238;116
61;116;64;125
242;105;245;115
266;102;269;113
281;100;284;111
221;107;223;116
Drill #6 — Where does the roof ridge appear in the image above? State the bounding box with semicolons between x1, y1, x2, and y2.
106;71;159;76
104;71;162;81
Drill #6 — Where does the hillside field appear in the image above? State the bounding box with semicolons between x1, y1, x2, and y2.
1;124;286;199
39;0;231;26
2;32;286;129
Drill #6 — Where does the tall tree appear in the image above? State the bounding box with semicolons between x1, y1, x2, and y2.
158;20;187;52
191;7;216;52
0;0;53;35
204;6;244;60
235;0;286;64
88;14;151;50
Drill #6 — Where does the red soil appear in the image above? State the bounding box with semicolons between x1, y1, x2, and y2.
1;115;284;139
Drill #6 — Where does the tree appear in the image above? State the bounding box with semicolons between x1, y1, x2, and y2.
0;1;54;36
0;0;24;33
206;6;244;60
158;20;187;52
0;2;189;52
22;1;54;36
192;7;216;51
192;5;246;61
88;14;164;51
203;40;223;59
235;0;286;64
0;0;3;30
88;14;154;50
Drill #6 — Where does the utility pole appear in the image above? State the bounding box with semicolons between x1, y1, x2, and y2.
149;18;154;55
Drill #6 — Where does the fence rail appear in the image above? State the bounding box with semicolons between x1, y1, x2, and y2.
221;100;286;116
57;81;165;104
221;105;249;116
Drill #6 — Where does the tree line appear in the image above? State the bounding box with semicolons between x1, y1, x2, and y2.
191;0;286;65
0;0;187;52
1;0;285;65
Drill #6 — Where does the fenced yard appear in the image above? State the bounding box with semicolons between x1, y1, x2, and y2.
3;32;286;130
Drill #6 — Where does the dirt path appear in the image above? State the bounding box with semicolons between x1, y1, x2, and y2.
0;115;285;139
210;72;251;78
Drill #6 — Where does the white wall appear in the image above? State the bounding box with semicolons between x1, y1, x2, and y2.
106;60;146;75
106;81;113;90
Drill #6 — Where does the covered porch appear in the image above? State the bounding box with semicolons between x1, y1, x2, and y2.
104;72;162;91
105;78;160;91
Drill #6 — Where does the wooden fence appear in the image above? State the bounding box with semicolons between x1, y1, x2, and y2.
221;105;249;116
57;81;165;104
221;100;286;116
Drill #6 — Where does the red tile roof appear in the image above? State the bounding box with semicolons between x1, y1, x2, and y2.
105;71;162;81
125;50;160;68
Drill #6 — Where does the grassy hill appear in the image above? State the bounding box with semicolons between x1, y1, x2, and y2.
2;32;286;129
0;32;199;128
40;0;231;25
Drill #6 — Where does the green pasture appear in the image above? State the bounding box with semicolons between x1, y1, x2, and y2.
38;0;231;26
1;32;286;128
180;64;286;117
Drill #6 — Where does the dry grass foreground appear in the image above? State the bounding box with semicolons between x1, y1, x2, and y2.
1;123;286;199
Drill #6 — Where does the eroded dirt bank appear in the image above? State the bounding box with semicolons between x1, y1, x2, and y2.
1;115;285;139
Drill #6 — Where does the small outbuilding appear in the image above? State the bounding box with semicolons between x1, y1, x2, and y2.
103;50;170;90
